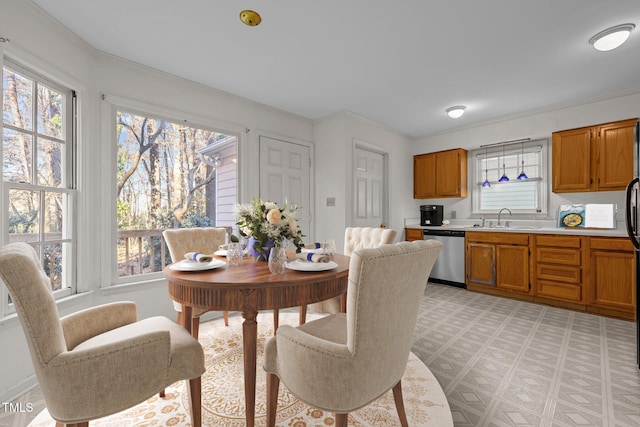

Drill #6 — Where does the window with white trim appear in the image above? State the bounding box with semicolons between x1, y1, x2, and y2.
2;58;77;310
472;139;548;215
115;109;238;280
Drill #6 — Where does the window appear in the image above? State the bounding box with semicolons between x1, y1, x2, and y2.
2;58;76;308
115;110;237;279
472;139;548;215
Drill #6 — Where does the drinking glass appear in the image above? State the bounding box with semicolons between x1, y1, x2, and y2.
268;246;287;274
322;239;336;260
227;242;243;266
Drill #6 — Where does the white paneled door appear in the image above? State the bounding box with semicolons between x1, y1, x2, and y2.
259;136;311;239
353;146;387;228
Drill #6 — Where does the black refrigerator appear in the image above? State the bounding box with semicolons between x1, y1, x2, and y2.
624;119;640;368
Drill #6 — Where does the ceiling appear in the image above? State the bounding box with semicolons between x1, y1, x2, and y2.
31;0;640;138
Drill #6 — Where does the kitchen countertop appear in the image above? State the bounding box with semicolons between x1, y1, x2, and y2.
406;223;628;237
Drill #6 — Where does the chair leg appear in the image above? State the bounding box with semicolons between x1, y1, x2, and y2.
187;376;202;427
266;372;280;426
223;310;229;326
177;310;184;327
392;380;409;427
192;316;201;340
334;413;348;427
299;304;307;325
159;389;165;398
273;309;279;332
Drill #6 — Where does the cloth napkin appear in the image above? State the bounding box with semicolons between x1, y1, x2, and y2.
184;252;213;263
296;252;330;263
304;242;322;249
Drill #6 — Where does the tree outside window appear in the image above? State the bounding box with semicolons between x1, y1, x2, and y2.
116;111;237;278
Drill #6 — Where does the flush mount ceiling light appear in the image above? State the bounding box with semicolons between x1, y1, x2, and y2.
589;23;635;51
446;106;466;119
240;9;262;26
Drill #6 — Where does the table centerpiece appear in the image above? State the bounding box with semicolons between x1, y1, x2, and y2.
235;198;305;261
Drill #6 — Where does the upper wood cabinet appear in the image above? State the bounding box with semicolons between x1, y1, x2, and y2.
414;148;467;198
552;118;637;193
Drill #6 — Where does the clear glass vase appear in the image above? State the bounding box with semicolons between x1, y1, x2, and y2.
268;246;287;274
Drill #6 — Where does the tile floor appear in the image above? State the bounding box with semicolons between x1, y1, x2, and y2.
2;282;639;426
412;283;640;427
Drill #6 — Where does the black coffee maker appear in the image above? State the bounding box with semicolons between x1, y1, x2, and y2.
420;205;444;226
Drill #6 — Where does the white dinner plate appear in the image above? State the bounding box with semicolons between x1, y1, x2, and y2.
214;249;228;257
285;259;338;272
169;259;226;271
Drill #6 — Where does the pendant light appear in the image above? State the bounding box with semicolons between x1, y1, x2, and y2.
498;144;509;182
517;141;528;180
482;146;491;187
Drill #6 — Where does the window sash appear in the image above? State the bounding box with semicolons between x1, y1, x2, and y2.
2;58;76;315
113;108;238;282
472;140;548;215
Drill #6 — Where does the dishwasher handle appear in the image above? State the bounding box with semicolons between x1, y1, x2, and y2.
423;229;466;238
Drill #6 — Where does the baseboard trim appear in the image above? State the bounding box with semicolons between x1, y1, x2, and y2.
1;374;38;404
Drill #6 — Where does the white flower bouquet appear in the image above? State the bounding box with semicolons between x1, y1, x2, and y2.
235;198;305;259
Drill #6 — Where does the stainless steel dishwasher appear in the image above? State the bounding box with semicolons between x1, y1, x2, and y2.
423;229;466;288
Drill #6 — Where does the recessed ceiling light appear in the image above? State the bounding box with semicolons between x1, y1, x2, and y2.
589;23;635;51
446;106;466;119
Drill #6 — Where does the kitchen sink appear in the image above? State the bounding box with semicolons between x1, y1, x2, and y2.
468;225;542;230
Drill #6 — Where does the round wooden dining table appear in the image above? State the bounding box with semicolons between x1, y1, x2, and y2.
163;252;350;427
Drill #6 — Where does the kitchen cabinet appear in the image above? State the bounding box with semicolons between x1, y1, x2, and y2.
466;231;635;321
466;232;530;296
552;118;637;193
586;237;635;319
405;228;423;242
414;148;467;198
533;235;583;304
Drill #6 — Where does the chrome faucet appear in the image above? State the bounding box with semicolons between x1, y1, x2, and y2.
497;208;512;227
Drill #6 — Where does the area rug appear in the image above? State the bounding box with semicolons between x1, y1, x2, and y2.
30;312;452;426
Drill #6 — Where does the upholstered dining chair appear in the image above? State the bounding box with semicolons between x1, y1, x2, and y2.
264;239;442;427
299;226;397;323
163;227;229;337
163;227;281;336
0;242;205;427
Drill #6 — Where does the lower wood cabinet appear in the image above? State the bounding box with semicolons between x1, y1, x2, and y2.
587;237;635;319
533;235;583;304
466;232;635;320
466;232;530;296
405;228;423;242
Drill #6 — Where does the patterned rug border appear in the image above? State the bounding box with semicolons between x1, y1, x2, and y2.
30;312;453;426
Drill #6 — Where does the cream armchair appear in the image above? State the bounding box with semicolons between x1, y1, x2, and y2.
264;240;442;426
300;227;397;322
0;242;205;427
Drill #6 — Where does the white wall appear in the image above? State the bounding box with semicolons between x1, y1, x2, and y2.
313;112;412;250
411;93;640;221
0;0;315;402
